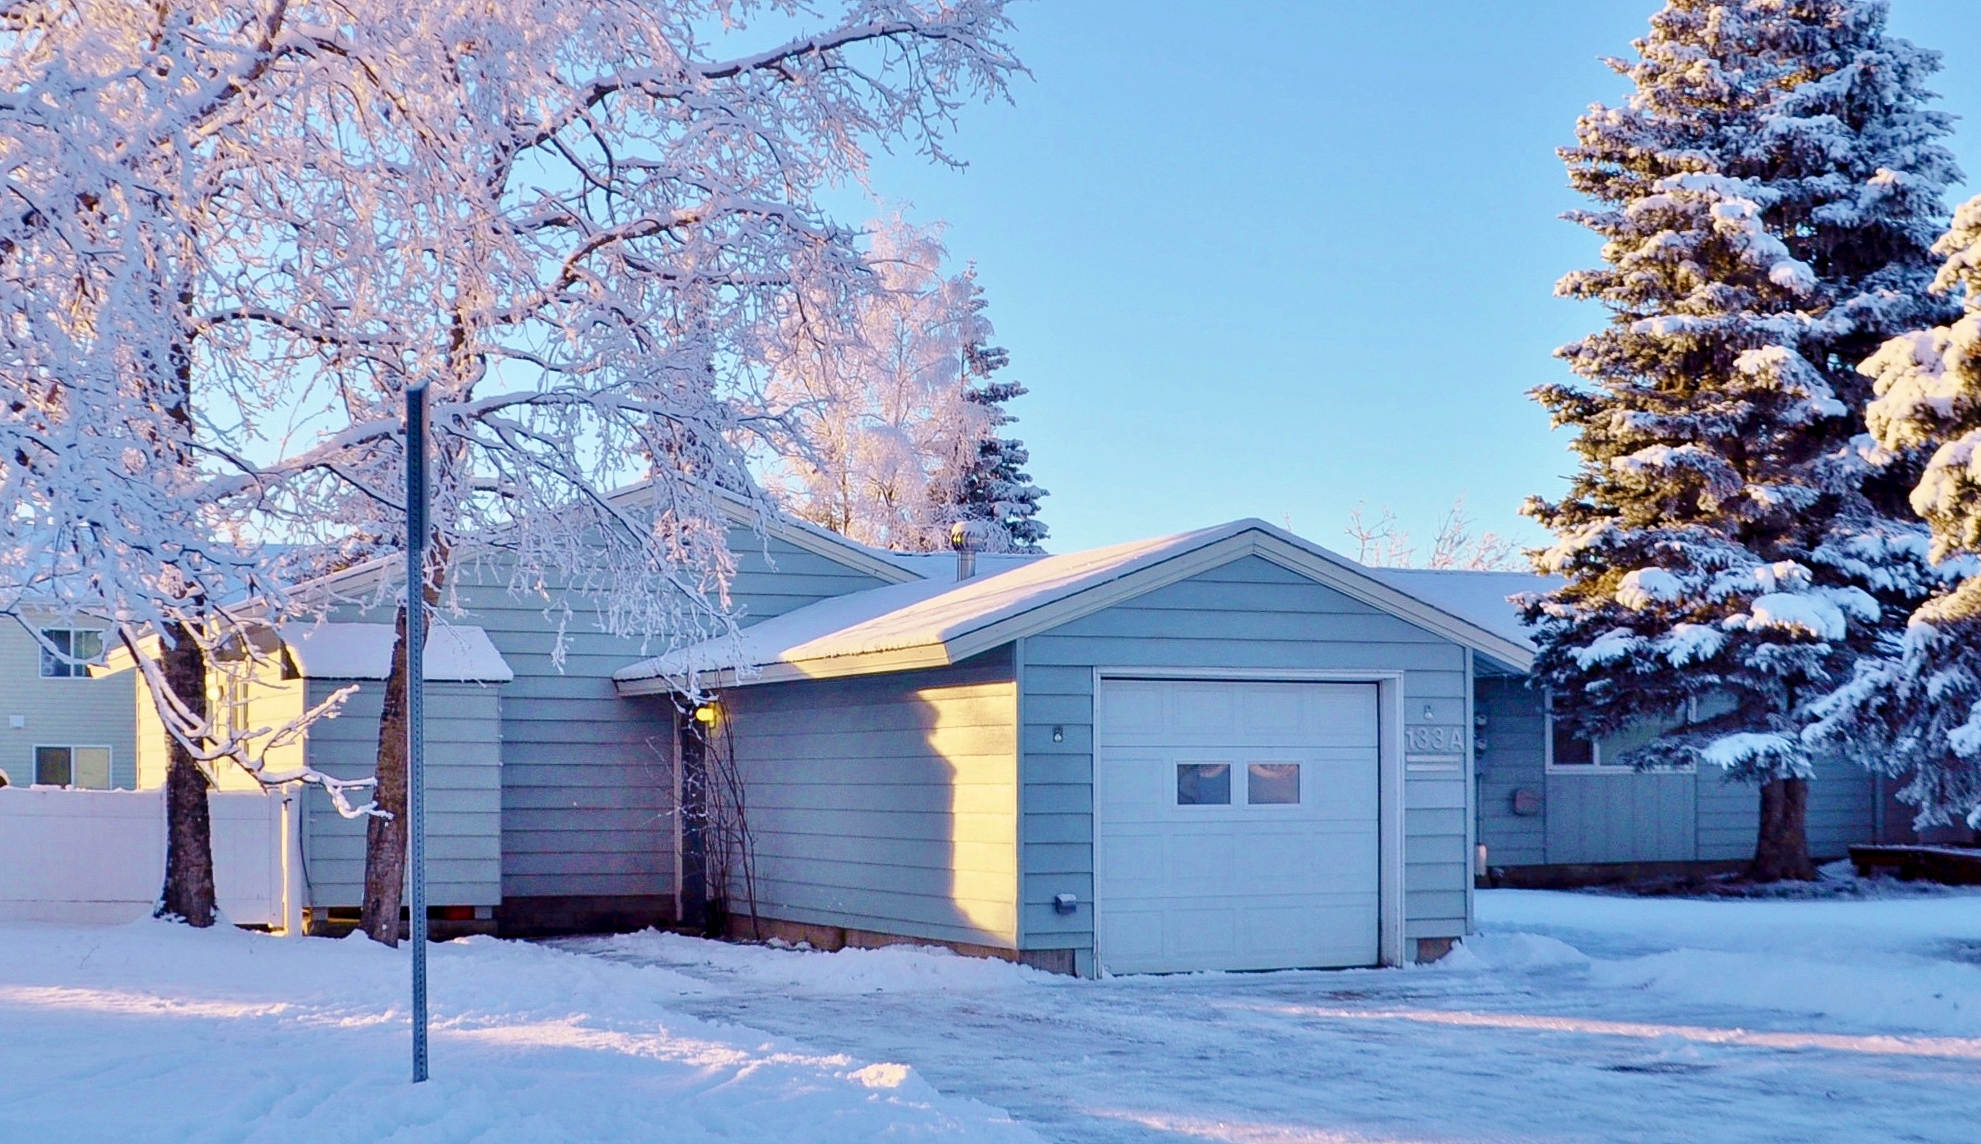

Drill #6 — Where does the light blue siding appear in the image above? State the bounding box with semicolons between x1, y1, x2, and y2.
1695;753;1875;862
1544;770;1697;864
1480;678;1882;869
720;651;1019;949
1017;555;1476;964
1475;675;1544;866
320;526;896;909
301;680;503;905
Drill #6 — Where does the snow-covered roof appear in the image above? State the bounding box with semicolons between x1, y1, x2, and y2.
875;550;1047;580
1365;569;1558;654
279;623;514;682
615;520;1537;692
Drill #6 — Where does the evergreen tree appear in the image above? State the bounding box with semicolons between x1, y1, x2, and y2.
1809;198;1981;831
1524;0;1959;880
953;276;1049;553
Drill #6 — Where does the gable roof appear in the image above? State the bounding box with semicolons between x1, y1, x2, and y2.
1365;569;1555;656
285;481;921;606
614;519;1537;693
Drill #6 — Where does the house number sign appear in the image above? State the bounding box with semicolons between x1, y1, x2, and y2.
1404;725;1466;753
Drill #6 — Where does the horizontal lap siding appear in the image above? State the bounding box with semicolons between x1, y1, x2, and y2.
0;616;139;790
1019;555;1474;958
301;681;502;905
329;529;892;904
1475;676;1545;867
723;652;1018;949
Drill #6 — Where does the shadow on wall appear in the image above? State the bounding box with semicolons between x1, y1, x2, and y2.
719;657;1020;955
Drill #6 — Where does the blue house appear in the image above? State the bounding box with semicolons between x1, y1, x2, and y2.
254;509;1534;975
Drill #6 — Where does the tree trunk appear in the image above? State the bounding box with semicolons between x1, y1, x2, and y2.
1751;776;1817;882
157;623;216;926
360;603;417;944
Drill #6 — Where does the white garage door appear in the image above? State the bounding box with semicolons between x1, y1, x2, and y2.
1095;678;1381;974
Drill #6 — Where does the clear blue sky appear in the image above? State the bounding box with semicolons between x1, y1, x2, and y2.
858;0;1981;557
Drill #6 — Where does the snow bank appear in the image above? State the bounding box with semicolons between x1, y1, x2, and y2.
0;921;1037;1143
1478;888;1981;1037
1439;931;1592;973
570;930;1056;995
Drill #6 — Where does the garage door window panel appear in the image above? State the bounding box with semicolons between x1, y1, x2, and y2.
1246;763;1300;805
1175;762;1231;806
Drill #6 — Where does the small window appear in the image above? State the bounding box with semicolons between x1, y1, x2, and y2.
1551;719;1595;766
34;746;70;786
224;675;251;737
38;629;103;678
32;746;113;789
1176;763;1231;806
1247;763;1301;805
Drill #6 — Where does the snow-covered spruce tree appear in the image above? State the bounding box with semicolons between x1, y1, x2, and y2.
1525;0;1959;880
197;4;1019;943
953;274;1048;553
1809;198;1981;830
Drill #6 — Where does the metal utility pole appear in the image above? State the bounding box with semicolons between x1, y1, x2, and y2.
405;382;430;1084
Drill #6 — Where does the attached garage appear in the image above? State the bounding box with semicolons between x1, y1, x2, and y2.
615;519;1533;976
1094;678;1390;973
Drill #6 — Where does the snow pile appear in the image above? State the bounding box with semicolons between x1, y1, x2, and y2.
0;921;1037;1143
571;930;1055;995
1478;889;1981;1038
1439;931;1592;973
1589;947;1981;1036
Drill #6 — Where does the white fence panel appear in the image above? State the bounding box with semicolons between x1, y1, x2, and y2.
0;788;164;923
0;787;295;928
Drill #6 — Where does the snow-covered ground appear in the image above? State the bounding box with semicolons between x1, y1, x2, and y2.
5;886;1980;1143
0;921;1031;1143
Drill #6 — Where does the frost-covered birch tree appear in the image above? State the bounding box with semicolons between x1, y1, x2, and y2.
762;216;1044;553
1809;198;1981;830
1;0;1019;940
0;1;383;926
1523;0;1959;880
197;2;1019;943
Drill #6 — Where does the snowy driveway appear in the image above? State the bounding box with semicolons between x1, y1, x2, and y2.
566;888;1981;1144
4;886;1979;1143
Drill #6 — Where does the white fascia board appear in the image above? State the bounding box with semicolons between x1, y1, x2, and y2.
948;531;1536;670
612;642;956;695
653;529;1533;689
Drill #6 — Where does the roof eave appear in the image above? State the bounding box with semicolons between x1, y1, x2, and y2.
614;526;1538;691
613;641;956;695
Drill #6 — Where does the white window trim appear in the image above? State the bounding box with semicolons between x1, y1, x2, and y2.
30;743;117;789
36;627;105;680
1543;690;1698;775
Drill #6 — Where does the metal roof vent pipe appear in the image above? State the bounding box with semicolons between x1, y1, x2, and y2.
950;520;982;581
